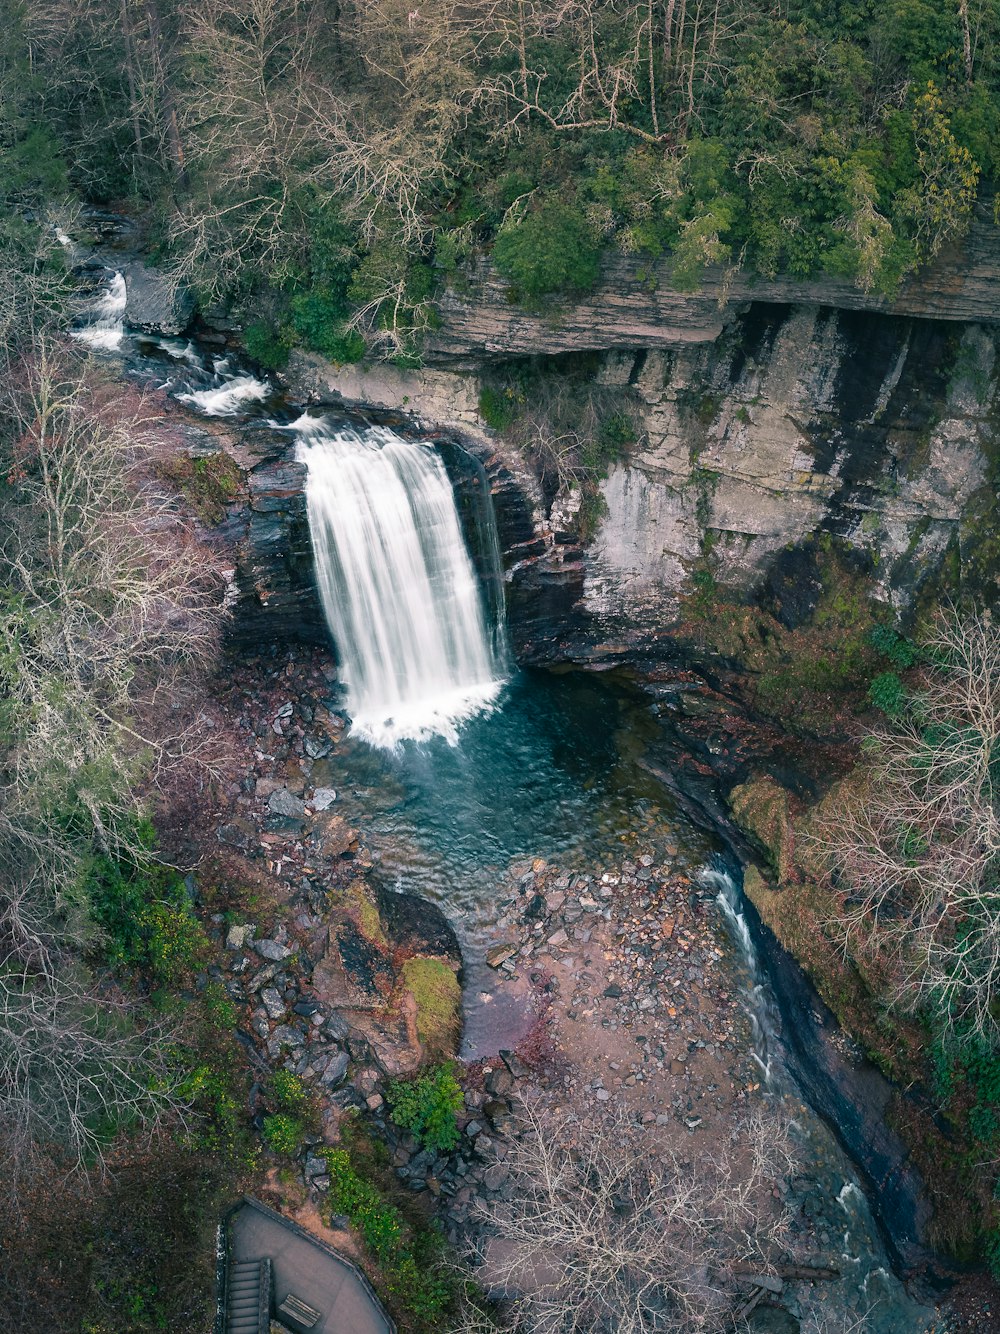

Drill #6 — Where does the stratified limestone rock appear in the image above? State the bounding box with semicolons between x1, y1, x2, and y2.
216;296;998;669
425;217;1000;364
585;309;995;628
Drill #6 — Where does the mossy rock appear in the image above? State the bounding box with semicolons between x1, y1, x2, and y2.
401;956;461;1058
729;774;795;883
156;449;243;525
347;879;389;950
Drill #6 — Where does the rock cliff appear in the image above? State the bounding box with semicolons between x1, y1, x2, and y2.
281;303;1000;660
586;304;998;632
427;216;1000;365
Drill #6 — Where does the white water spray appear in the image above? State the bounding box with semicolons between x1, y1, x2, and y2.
70;271;127;350
177;374;270;416
299;420;506;747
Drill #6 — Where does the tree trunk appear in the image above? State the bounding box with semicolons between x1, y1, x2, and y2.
119;0;145;166
144;0;186;182
958;0;973;83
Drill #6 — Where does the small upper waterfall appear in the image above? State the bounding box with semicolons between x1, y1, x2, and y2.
177;356;271;415
298;418;507;747
70;270;126;350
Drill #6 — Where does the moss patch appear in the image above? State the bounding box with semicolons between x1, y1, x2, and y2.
680;541;880;736
401;957;461;1058
346;879;389;950
729;775;795;882
156;451;243;524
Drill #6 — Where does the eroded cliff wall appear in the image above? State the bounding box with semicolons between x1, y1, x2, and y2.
586;304;998;632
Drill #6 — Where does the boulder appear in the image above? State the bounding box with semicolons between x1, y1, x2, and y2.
268;787;306;819
255;938;292;962
122;259;195;335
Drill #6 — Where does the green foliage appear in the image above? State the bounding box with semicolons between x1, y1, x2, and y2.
243;319;294;370
931;1023;1000;1271
324;1144;457;1329
494;195;601;300
869;624;920;668
326;1148;404;1258
261;1113;305;1157
478;384;521;431
385;1063;464;1152
84;849;208;987
268;1070;309;1113
869;671;907;717
579;410;636;476
289;289;366;363
577;485;609;541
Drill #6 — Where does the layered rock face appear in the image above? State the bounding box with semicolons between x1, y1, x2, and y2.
427;216;1000;364
224;288;999;665
586;305;997;631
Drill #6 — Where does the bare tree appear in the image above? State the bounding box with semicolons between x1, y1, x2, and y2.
816;606;1000;1042
474;0;755;147
454;1100;795;1333
0;970;184;1192
0;346;226;1182
168;0;475;294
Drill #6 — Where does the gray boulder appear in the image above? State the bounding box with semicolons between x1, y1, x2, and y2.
122;259;195;335
268;787;306;819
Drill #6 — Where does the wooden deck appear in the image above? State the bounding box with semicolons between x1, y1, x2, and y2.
221;1198;394;1334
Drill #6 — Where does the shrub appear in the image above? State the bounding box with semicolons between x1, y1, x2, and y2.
869;624;920;668
478;384;520;431
386;1063;464;1152
326;1149;403;1261
268;1070;309;1113
261;1113;304;1156
868;670;906;717
323;1146;457;1329
156;451;242;525
85;853;208;986
289;289;366;363
493;196;601;300
243;318;293;370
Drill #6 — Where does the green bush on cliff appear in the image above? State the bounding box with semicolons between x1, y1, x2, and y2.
868;670;906;717
324;1143;458;1328
478;384;521;431
386;1063;464;1151
494;196;602;300
261;1113;305;1156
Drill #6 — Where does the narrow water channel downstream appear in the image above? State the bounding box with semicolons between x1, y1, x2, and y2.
72;260;941;1332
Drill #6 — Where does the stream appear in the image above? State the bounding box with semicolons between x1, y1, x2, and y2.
70;258;941;1332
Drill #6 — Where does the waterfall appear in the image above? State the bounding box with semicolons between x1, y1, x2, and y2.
70;271;127;350
703;866;787;1090
298;418;507;748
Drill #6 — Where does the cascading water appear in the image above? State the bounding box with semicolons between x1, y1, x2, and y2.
70;270;127;350
705;866;789;1090
177;355;271;415
298;417;507;747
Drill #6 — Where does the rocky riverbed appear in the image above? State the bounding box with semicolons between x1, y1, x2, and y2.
161;636;953;1333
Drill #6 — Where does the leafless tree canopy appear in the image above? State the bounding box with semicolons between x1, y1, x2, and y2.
0;346;226;1185
454;1100;795;1333
817;606;1000;1042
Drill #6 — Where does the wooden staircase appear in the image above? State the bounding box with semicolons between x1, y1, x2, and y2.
225;1258;271;1333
